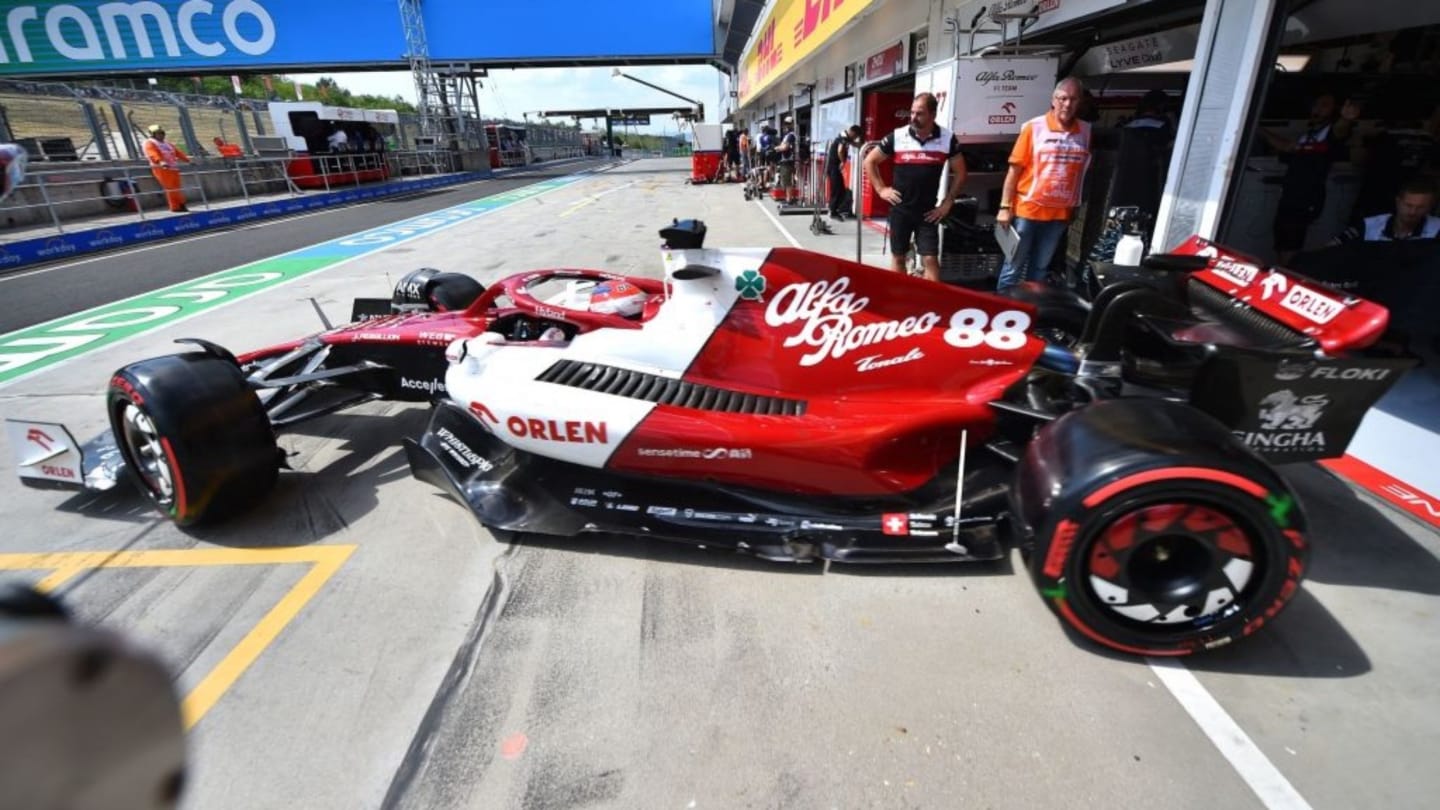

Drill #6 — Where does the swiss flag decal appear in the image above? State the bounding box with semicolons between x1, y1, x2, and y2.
882;513;909;536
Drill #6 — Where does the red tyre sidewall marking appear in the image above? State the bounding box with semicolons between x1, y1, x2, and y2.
1081;467;1268;509
1042;519;1080;578
1050;470;1291;655
160;437;187;519
1057;600;1190;657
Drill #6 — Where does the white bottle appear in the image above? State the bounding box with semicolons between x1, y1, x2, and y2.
1115;233;1146;266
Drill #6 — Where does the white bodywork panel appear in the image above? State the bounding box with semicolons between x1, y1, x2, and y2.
444;248;773;469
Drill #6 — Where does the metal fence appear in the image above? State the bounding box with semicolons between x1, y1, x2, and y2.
2;149;462;236
0;78;485;163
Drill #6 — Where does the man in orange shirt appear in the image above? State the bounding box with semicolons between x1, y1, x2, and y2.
142;124;191;213
995;77;1092;292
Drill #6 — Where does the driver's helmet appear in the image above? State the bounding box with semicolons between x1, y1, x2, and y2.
588;280;647;317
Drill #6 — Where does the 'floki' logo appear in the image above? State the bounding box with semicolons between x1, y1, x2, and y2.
736;269;766;301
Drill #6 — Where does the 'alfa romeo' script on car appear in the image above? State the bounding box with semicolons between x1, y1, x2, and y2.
763;278;1031;366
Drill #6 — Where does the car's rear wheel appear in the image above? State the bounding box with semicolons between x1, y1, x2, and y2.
108;352;278;526
1031;479;1305;655
1013;399;1308;656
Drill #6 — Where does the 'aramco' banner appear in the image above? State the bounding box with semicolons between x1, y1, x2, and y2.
0;0;714;76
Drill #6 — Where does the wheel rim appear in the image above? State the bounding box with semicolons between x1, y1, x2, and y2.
117;402;175;505
1085;503;1256;630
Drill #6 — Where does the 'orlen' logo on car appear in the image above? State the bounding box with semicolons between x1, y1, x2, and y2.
1210;258;1259;287
987;114;1017;125
1279;284;1344;324
468;401;608;444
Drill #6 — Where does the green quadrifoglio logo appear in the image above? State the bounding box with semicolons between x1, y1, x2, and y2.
735;269;766;301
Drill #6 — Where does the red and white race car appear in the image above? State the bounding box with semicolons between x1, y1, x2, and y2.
9;220;1415;656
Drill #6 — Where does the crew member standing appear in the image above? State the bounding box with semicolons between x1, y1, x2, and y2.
827;125;861;220
995;78;1092;292
142;124;191;213
1259;92;1358;264
776;118;799;201
863;93;967;282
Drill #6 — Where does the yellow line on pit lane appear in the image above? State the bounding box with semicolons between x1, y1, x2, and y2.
0;544;356;729
558;179;639;218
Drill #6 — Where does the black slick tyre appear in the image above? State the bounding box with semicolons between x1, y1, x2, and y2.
1014;399;1308;656
108;352;278;526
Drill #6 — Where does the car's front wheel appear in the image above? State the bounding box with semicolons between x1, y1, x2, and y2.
108;352;278;526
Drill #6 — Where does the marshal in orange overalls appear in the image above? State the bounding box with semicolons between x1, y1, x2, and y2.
143;126;191;212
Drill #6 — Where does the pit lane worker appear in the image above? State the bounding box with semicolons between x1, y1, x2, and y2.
864;92;967;282
777;118;799;197
1331;175;1440;244
142;124;192;213
827;125;862;220
0;142;27;203
1260;92;1360;264
995;77;1092;293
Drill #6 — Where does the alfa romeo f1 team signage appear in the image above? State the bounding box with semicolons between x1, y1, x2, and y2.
0;0;715;76
949;56;1057;140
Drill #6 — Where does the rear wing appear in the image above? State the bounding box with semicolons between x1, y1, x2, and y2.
1158;237;1415;464
1171;236;1391;354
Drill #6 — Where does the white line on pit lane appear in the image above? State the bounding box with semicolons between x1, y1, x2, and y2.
1149;659;1312;809
753;199;803;248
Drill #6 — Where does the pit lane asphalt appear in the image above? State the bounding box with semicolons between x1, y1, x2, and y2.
0;158;616;334
0;159;1436;810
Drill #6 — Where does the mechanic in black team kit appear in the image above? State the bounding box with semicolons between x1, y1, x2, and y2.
864;92;967;282
827;125;862;220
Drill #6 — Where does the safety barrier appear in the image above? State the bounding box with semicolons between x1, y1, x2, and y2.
0;150;489;271
1;149;461;230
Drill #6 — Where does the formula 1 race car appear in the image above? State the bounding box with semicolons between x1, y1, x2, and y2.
8;220;1416;656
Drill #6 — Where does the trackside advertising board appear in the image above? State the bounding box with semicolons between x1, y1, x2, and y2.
0;0;715;77
737;0;877;107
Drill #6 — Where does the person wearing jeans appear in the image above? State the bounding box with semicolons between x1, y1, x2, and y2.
1002;217;1070;287
996;77;1092;292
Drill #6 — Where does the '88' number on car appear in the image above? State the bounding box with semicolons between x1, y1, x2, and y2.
944;309;1031;350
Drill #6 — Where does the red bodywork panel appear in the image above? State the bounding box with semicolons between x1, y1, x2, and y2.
607;249;1043;495
1173;236;1390;353
235;251;1043;496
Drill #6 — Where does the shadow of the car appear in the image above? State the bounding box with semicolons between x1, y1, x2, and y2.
53;485;158;525
498;530;826;577
1281;462;1440;596
1069;588;1371;678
